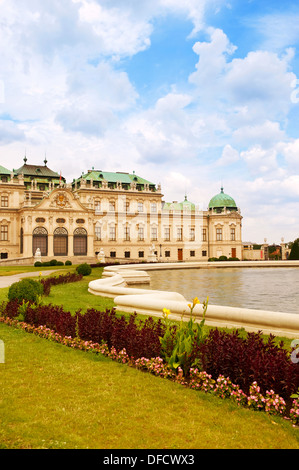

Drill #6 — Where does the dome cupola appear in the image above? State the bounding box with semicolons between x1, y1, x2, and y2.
208;187;237;213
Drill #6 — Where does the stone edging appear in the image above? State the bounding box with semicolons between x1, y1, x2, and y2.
88;261;299;339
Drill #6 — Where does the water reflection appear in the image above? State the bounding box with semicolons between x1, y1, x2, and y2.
143;267;299;314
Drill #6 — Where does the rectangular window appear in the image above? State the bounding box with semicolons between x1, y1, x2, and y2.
95;225;101;241
109;225;116;241
138;202;143;213
138;251;144;258
138;226;144;241
202;228;207;242
1;225;8;241
124;251;130;258
202;250;207;257
177;227;183;241
124;201;130;212
216;228;222;241
151;227;157;241
95;201;101;214
190;227;195;241
110;251;116;258
165;250;170;257
230;228;235;241
164;227;170;241
1;196;8;207
151;203;157;213
124;226;130;241
109;201;115;211
190;250;195;257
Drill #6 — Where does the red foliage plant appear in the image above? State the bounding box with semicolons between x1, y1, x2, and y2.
194;329;299;401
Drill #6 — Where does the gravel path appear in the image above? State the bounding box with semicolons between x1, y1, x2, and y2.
0;271;59;288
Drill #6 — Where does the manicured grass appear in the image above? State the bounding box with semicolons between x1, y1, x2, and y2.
41;267;116;314
1;264;298;449
1;321;299;449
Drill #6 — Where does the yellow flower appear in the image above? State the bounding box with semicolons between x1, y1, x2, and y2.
193;297;200;305
163;308;171;317
188;303;192;309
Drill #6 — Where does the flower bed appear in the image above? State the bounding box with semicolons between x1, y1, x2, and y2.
40;272;83;296
0;300;298;427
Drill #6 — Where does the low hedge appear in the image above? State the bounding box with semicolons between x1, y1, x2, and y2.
40;272;83;296
34;260;68;267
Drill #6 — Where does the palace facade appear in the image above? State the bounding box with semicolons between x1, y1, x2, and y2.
0;158;243;263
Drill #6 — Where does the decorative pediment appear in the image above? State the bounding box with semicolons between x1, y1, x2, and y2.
32;188;89;212
50;191;72;209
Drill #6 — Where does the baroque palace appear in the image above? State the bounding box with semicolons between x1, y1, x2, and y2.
0;157;243;263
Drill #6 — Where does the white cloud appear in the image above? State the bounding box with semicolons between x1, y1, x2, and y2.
189;28;237;105
232;121;286;148
278;139;299;171
240;146;281;177
223;49;296;120
217;144;239;166
76;0;152;57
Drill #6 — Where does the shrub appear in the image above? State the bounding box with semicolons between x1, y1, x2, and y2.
34;261;42;267
76;309;165;359
195;329;299;401
50;259;58;266
24;303;76;338
8;278;44;303
76;263;92;276
40;272;83;296
56;261;64;266
65;260;72;266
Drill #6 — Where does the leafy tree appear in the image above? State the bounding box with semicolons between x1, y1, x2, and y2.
289;238;299;260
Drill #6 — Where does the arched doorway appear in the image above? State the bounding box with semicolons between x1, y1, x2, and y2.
73;228;87;256
53;227;68;256
33;227;48;256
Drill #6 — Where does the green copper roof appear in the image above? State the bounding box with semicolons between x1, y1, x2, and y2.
76;170;156;188
0;165;11;175
13;156;64;182
163;195;196;211
208;187;237;209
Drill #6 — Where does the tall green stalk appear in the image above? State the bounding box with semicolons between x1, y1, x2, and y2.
160;297;209;376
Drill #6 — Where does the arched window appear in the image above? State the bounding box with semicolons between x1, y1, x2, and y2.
53;227;68;256
33;227;48;256
74;228;87;256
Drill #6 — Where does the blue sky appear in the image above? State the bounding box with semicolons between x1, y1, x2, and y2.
0;0;299;243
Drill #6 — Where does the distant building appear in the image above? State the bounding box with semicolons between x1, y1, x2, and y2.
0;158;243;263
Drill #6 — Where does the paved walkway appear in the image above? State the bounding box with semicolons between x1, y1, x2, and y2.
0;270;59;289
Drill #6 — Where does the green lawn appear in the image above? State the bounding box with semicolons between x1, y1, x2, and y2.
1;322;299;449
0;265;299;449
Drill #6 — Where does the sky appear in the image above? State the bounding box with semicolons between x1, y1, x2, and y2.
0;0;299;244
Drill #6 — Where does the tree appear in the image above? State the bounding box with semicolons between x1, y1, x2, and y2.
289;238;299;260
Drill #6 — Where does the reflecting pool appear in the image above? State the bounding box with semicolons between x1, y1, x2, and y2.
146;267;299;314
